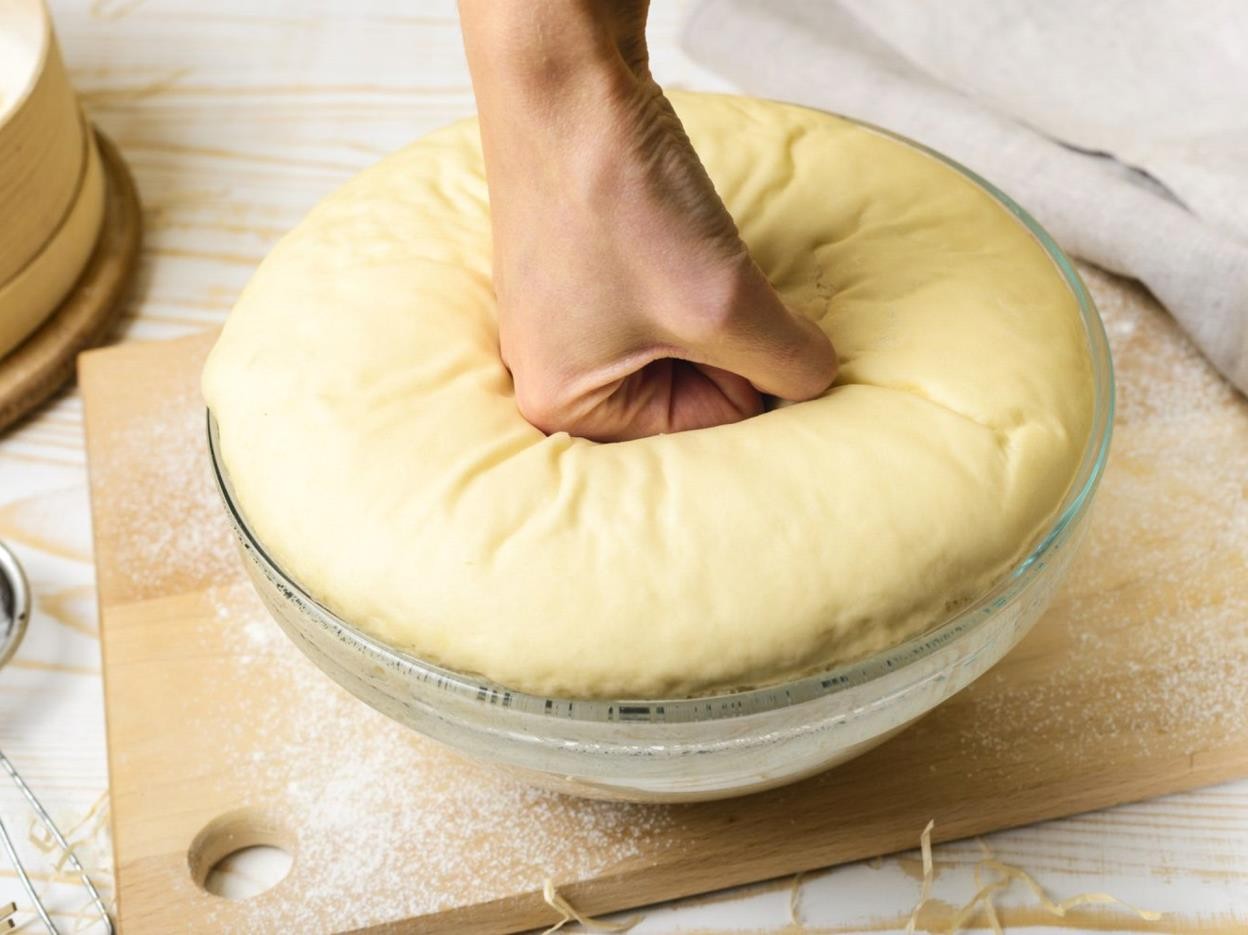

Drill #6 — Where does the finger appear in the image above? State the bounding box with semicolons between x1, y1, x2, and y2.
578;360;763;442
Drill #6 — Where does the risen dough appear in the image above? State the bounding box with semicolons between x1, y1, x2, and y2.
203;93;1092;699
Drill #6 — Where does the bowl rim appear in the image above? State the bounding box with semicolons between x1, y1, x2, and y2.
206;109;1115;723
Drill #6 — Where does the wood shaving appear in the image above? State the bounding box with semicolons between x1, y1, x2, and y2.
541;879;640;934
904;821;1163;934
903;819;935;934
982;898;1003;935
948;877;1010;932
788;870;805;927
975;858;1162;924
26;791;109;875
971;858;1003;935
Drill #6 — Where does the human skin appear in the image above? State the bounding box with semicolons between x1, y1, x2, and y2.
458;0;837;442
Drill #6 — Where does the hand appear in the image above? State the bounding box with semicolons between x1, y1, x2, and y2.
460;0;837;441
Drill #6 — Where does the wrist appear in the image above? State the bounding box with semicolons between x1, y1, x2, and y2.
460;0;625;98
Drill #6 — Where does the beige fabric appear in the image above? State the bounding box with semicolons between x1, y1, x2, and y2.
682;0;1248;395
203;94;1092;698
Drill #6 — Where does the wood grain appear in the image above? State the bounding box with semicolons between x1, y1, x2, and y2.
78;322;1248;933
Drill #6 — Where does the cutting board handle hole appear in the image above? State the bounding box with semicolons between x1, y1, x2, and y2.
188;808;294;900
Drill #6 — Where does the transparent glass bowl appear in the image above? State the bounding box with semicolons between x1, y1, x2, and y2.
207;126;1114;803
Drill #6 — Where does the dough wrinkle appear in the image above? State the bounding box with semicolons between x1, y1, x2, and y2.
868;382;1004;438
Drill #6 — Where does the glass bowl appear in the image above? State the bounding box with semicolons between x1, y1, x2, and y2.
206;124;1114;804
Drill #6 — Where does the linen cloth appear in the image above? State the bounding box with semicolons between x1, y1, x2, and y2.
681;0;1248;394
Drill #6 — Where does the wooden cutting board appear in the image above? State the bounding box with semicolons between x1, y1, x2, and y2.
81;286;1248;933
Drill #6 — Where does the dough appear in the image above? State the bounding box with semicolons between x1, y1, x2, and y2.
203;93;1093;699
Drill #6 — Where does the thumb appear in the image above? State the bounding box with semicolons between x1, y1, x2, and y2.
680;263;838;402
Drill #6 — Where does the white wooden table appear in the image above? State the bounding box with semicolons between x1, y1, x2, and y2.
1;2;1245;932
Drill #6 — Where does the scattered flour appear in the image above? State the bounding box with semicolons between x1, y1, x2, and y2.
91;370;239;598
198;583;677;932
956;266;1248;765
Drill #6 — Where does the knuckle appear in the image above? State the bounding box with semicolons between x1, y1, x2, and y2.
512;378;566;435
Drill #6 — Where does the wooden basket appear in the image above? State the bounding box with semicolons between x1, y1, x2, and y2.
0;0;85;287
0;111;105;357
0;1;142;430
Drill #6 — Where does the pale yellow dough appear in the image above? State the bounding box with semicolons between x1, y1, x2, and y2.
203;93;1093;699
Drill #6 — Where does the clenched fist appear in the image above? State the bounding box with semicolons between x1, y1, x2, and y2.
460;0;837;441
